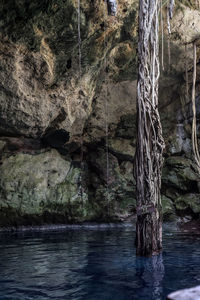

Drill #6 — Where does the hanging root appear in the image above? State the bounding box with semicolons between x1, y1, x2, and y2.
167;35;171;70
77;0;85;204
77;0;82;77
167;2;171;35
167;4;171;70
160;0;164;71
169;0;175;19
166;0;175;71
103;0;110;215
191;42;200;171
135;0;165;256
185;44;189;102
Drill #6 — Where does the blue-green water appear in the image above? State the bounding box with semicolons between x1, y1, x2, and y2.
0;227;200;300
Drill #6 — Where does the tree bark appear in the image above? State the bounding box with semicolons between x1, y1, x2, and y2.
135;0;165;256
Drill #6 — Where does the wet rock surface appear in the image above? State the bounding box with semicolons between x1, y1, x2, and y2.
167;286;200;300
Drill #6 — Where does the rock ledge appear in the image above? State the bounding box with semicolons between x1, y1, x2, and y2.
167;286;200;300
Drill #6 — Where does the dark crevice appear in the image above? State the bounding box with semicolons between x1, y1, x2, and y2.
43;129;70;148
66;58;72;69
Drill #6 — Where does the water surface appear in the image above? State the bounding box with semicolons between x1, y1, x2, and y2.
0;227;200;300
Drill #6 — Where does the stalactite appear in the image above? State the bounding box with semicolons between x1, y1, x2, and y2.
191;42;200;170
106;0;117;16
135;0;165;257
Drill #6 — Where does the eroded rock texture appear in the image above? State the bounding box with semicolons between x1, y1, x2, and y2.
0;0;200;225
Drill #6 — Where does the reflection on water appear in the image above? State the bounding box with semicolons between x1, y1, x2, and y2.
136;255;165;300
0;229;199;300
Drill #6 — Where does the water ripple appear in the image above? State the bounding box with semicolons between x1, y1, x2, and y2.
0;229;199;299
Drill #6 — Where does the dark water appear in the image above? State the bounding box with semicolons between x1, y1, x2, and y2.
0;228;200;300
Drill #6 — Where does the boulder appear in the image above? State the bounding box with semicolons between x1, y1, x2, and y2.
175;193;200;215
109;138;135;161
162;157;200;192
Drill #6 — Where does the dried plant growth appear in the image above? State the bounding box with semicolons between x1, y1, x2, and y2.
191;42;200;170
135;0;165;256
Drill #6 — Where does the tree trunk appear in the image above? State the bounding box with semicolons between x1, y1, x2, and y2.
135;0;165;256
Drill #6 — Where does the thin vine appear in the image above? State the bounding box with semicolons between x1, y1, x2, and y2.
191;42;200;170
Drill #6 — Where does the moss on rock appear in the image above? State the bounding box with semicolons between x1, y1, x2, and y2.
175;193;200;215
0;149;89;225
162;195;176;221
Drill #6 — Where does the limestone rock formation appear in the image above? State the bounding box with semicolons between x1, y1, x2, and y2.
0;149;89;225
0;0;200;225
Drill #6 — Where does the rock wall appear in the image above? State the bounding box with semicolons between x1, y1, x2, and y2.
0;0;200;226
